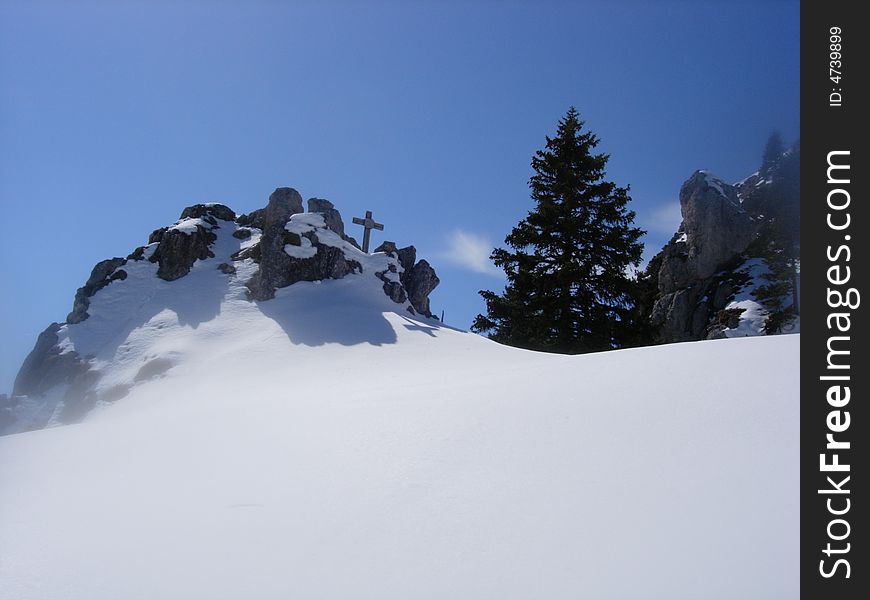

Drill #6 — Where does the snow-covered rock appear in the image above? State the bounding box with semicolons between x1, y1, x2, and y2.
1;188;440;435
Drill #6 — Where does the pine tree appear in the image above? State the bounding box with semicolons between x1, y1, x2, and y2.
748;137;800;332
760;130;784;179
472;107;645;353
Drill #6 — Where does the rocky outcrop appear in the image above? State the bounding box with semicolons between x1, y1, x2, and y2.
244;188;357;301
147;204;238;281
67;258;128;323
236;209;266;230
678;172;756;282
376;263;407;304
180;203;236;223
649;172;759;342
646;141;800;343
6;186;441;435
374;241;440;316
13;323;89;397
149;225;216;281
405;260;440;317
308;198;345;236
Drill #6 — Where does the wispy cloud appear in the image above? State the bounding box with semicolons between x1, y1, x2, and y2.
638;200;682;236
439;230;504;277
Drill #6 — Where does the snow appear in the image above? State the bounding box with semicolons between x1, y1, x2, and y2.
168;217;209;234
698;170;729;197
285;211;325;235
0;219;799;599
722;258;769;338
722;299;767;337
284;236;317;259
675;232;687;243
720;258;799;338
734;171;759;187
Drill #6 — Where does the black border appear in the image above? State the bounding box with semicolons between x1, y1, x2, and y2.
801;1;867;596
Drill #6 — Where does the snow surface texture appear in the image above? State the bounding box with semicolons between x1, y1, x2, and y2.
0;271;799;600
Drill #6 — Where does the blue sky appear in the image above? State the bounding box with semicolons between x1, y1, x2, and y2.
0;0;799;394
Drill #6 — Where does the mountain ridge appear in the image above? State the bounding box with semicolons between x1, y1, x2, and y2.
1;188;440;435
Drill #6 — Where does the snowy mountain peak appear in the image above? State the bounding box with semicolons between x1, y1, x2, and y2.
1;189;440;435
649;143;800;342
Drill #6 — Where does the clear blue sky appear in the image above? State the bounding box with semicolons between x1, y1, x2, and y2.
0;0;799;394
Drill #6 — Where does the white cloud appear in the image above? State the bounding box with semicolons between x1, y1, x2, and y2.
638;200;682;236
439;230;504;277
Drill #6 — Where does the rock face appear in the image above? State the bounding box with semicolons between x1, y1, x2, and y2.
3;186;440;435
649;173;759;342
307;198;345;236
180;203;236;223
244;188;362;301
147;204;237;282
649;172;758;342
67;258;128;323
13;323;88;398
374;242;440;316
677;172;756;283
647;143;800;343
405;260;440;317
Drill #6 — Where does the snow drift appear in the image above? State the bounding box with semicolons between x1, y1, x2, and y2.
1;304;798;598
0;188;798;599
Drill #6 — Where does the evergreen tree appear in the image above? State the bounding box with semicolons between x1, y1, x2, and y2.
748;137;801;332
760;130;784;179
472;108;645;353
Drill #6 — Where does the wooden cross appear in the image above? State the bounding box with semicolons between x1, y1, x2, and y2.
351;210;384;253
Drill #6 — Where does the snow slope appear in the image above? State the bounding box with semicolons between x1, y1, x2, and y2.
1;248;798;598
1;333;798;596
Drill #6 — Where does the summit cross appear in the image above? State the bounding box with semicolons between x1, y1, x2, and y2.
351;210;384;253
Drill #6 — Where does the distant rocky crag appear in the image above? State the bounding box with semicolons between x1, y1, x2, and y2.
642;141;800;343
1;188;439;435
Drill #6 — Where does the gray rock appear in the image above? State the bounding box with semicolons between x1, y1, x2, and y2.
648;169;766;343
245;188;304;300
218;263;236;275
656;234;691;295
679;171;756;280
232;228;252;240
149;225;216;281
245;188;363;300
651;289;695;343
148;227;167;244
405;259;439;317
374;241;416;273
13;323;90;398
67;258;128;323
266;187;304;221
396;246;417;273
237;208;266;230
372;246;439;316
379;277;407;304
308;198;345;236
179;203;236;222
376;268;407;304
284;231;302;246
373;241;397;255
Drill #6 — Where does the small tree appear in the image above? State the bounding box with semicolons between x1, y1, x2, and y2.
472;107;645;353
